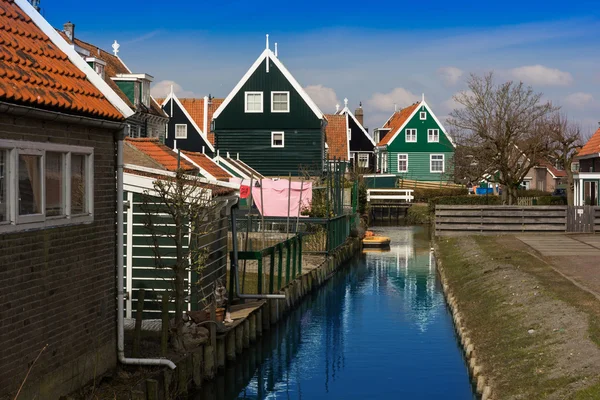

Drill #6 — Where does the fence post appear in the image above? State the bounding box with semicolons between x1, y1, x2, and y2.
285;240;291;284
269;247;275;293
257;255;263;294
298;234;302;276
292;237;297;279
277;244;283;290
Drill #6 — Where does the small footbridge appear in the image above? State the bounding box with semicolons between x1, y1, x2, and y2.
367;189;414;222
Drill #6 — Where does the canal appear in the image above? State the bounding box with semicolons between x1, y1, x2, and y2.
195;226;475;399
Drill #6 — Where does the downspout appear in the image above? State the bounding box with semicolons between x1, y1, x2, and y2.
116;128;176;370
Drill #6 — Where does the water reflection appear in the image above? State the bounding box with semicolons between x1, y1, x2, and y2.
194;226;474;400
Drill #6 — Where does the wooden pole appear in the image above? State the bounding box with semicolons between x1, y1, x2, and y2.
285;173;292;240
133;288;145;357
242;174;254;293
260;178;265;250
161;293;169;357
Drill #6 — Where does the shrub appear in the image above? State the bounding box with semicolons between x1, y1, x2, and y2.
428;195;502;214
405;205;430;225
536;196;567;205
412;188;468;203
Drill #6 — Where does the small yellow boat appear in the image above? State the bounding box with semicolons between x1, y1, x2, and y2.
362;235;391;248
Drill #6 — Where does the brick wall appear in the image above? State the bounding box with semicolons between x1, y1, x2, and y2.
0;113;119;399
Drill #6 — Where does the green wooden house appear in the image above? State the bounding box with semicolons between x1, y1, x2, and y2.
212;37;325;176
374;97;455;181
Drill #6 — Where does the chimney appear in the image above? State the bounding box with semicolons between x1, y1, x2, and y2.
64;21;75;41
355;101;364;126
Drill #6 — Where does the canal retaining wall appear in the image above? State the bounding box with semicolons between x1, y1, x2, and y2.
118;237;361;400
434;245;494;400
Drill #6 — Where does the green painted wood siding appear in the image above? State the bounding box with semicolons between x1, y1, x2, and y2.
115;81;136;105
386;105;454;154
214;59;321;130
388;152;454;181
216;129;323;176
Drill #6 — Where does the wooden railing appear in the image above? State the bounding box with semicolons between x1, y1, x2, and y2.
367;189;414;203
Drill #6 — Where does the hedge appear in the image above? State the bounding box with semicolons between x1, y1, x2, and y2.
412;188;468;203
428;195;502;214
405;205;430;225
517;189;551;198
536;196;567;205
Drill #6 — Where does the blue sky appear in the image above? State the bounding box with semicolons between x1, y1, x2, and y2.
41;0;600;134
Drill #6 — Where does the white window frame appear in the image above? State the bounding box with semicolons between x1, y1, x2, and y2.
347;128;352;140
175;124;188;139
428;129;439;143
271;132;285;148
406;129;417;143
0;139;94;234
382;152;388;173
397;154;408;173
245;91;264;113
420;111;427;120
358;153;369;168
270;91;290;113
430;154;445;173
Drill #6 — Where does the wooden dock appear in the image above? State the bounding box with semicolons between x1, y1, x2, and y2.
367;189;413;222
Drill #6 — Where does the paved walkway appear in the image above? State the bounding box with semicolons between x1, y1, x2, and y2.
517;235;600;256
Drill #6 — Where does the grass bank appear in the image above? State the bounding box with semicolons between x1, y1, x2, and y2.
437;235;600;399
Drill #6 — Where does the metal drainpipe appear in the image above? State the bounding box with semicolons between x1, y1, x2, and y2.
116;128;176;370
229;201;285;300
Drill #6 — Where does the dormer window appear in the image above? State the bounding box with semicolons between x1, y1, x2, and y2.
112;73;154;108
85;57;106;80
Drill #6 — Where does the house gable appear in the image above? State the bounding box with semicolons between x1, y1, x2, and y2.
386;101;454;153
162;95;215;155
213;50;323;130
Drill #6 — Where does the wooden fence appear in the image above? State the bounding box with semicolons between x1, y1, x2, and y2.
435;205;600;236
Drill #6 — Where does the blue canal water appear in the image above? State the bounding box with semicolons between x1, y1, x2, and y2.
196;226;475;400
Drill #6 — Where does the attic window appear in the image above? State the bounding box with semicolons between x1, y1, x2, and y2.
271;132;284;148
245;92;263;113
406;129;417;143
428;129;439;143
420;111;426;120
271;91;290;113
175;124;188;139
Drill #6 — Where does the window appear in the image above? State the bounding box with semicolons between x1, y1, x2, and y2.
428;129;439;143
128;125;141;138
95;63;105;79
245;92;263;113
141;80;151;107
271;132;284;148
175;124;188;139
358;153;369;168
398;154;408;173
382;152;388;173
430;154;444;173
420;111;427;120
271;91;289;113
0;140;94;233
347;128;352;140
406;129;417;143
45;152;64;217
133;82;140;106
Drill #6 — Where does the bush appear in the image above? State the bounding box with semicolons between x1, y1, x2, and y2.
412;188;468;203
428;195;501;214
517;189;551;198
536;196;567;205
405;205;430;225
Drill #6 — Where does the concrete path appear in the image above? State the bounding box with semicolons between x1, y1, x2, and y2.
517;235;600;256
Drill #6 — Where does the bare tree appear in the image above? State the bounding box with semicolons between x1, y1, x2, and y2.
447;73;557;204
544;112;583;205
140;169;219;348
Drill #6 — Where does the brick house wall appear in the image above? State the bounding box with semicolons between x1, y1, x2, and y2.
0;113;119;399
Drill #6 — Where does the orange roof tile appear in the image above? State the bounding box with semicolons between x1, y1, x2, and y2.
0;0;122;120
578;127;600;157
325;114;348;161
181;150;232;181
126;138;196;172
377;102;420;146
179;98;224;145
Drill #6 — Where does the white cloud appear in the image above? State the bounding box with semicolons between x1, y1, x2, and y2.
437;66;464;86
367;88;419;112
509;65;573;86
304;85;340;113
564;92;594;108
151;80;197;99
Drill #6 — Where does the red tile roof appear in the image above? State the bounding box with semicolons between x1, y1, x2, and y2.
578;127;600;157
179;98;224;144
181;150;232;181
325;114;348;161
537;160;567;178
126;138;196;172
377;102;420;146
0;1;122;120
